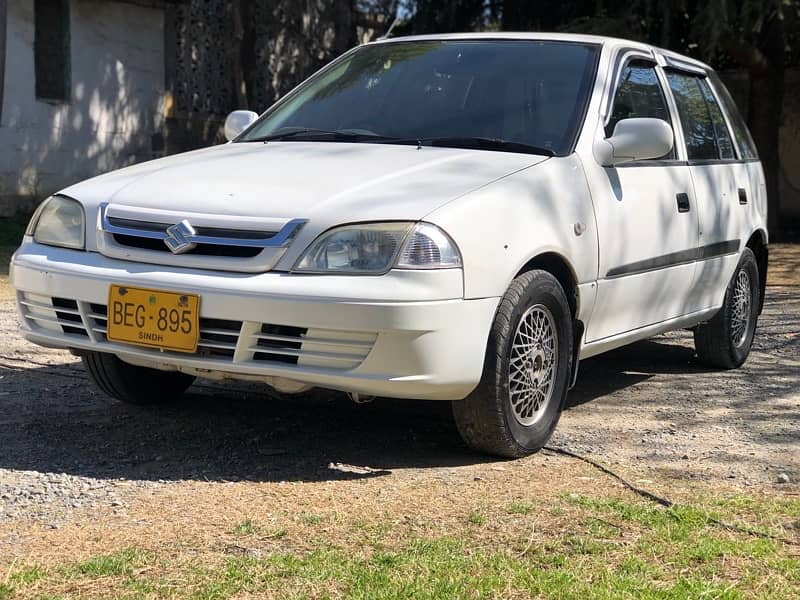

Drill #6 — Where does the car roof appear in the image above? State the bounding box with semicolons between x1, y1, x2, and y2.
368;32;712;72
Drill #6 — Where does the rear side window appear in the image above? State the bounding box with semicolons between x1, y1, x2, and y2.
697;79;735;159
606;59;674;158
708;71;758;159
665;71;718;160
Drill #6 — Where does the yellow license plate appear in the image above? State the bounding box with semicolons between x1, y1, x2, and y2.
106;285;200;353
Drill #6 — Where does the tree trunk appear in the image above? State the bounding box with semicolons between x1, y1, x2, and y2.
746;17;785;241
230;0;248;109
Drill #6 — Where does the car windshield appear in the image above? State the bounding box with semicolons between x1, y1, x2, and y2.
239;40;600;156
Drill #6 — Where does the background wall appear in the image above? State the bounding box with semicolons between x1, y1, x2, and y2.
0;0;165;215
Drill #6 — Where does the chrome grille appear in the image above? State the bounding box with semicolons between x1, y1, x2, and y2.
20;295;375;372
96;203;308;273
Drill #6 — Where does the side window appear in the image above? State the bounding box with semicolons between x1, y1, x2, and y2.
606;59;674;158
698;79;735;159
665;71;718;160
709;71;758;159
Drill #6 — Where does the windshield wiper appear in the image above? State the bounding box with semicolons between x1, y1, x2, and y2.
241;128;385;143
414;137;555;156
241;130;555;156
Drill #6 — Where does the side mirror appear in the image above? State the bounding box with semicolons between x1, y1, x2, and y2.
224;110;259;142
596;117;674;166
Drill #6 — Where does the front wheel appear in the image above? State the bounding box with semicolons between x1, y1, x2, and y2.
82;351;195;405
452;270;573;458
693;248;760;369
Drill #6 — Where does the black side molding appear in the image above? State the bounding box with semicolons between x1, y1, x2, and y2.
605;239;740;279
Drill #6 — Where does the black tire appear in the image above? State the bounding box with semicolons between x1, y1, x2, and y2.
82;351;195;405
452;270;573;458
694;248;759;369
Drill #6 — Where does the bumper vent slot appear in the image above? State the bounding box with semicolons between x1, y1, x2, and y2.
253;323;308;365
197;318;241;359
20;295;377;372
18;294;89;338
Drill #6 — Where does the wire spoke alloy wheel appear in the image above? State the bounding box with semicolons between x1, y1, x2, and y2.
508;304;558;426
730;270;751;348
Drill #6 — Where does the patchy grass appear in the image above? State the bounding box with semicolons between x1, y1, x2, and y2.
231;517;257;536
61;548;150;579
5;492;798;599
507;501;535;515
467;510;486;525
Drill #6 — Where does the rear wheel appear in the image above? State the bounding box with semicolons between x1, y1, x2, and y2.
694;248;759;369
452;270;572;458
82;351;195;405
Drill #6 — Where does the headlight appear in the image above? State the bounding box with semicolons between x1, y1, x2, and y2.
293;222;461;274
27;195;85;250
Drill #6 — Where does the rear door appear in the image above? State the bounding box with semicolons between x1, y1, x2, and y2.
585;57;700;342
663;68;748;311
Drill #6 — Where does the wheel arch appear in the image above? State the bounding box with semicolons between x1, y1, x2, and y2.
745;229;768;314
514;251;584;388
514;251;580;318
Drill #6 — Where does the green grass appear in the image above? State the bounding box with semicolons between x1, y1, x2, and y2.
61;548;150;579
467;511;486;525
7;495;799;599
299;512;323;525
507;501;535;515
232;517;257;536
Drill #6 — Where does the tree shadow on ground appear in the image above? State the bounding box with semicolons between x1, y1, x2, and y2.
2;324;795;485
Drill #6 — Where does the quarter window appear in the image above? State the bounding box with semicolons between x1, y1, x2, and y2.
606;60;674;158
666;71;727;160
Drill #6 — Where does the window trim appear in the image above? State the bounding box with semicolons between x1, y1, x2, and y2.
601;47;655;127
602;51;685;165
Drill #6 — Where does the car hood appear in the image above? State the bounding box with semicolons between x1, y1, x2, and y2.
62;141;547;225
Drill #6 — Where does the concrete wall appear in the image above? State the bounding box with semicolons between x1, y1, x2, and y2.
0;0;165;215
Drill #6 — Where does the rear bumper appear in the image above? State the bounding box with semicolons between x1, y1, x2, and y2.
10;242;498;400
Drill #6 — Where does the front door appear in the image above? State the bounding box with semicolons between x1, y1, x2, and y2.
586;58;700;342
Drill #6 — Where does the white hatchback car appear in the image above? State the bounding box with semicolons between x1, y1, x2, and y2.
11;33;768;457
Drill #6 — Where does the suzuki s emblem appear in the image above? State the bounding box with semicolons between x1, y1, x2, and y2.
164;220;197;254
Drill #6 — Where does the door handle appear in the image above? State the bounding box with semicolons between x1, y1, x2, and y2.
738;188;748;205
676;193;690;213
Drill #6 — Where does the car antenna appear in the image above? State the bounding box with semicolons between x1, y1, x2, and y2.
377;13;400;40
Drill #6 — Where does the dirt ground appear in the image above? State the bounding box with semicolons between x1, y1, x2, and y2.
0;245;798;566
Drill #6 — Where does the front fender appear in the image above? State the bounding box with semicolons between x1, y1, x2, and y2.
424;155;598;301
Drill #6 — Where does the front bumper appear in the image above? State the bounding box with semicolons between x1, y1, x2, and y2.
10;241;499;400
